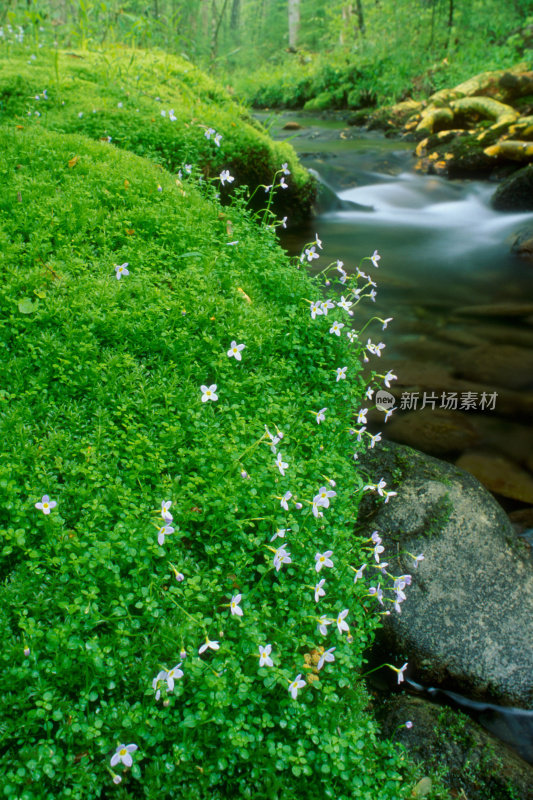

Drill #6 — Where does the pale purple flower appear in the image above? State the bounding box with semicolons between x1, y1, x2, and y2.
199;637;219;654
201;384;218;402
336;609;349;634
353;563;367;583
275;453;288;476
314;578;326;602
320;299;335;315
317;646;336;671
230;594;243;617
115;263;129;280
335;367;347;382
110;744;138;768
369;584;384;605
161;500;172;522
227;340;245;360
314;486;336;509
413;553;424;568
157;523;174;546
166;663;184;691
288;673;306;699
273;546;291;571
279;176;288;189
310;301;324;320
370;250;381;267
280;491;292;511
317;615;331;635
35;495;57;514
384;370;397;388
259;644;273;667
329;321;344;336
305;245;319;261
315;550;333;573
315;407;327;424
219;169;234;186
381;317;393;330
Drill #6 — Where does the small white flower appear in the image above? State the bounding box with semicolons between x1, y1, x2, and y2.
371;249;381;267
384;490;397;503
317;646;336;671
281;162;291;175
199;637;219;654
214;133;222;147
311;500;323;519
117;101;123;108
347;330;358;343
353;563;367;583
275;453;288;476
288;673;306;699
357;409;368;425
78;111;83;118
280;216;288;228
314;486;336;508
373;543;385;563
157;523;174;546
314;578;326;602
204;127;215;139
337;296;353;312
329;321;344;336
279;176;288;189
201;384;218;402
413;553;424;568
335;367;347;382
273;547;292;571
184;164;192;174
305;245;319;261
227;340;245;360
369;289;377;302
280;491;292;511
381;317;393;330
110;744;138;768
396;662;408;684
230;594;243;617
310;301;323;319
376;478;387;496
315;233;323;249
219;169;234;186
371;532;381;544
317;615;331;635
35;494;57;514
320;299;335;315
336;609;349;634
315;407;327;424
270;527;289;542
384;370;397;388
115;263;129;280
315;550;333;573
259;644;273;667
369;433;382;449
369;584;384;605
161;500;172;522
166;663;184;691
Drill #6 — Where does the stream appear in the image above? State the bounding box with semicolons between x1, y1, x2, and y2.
260;111;533;768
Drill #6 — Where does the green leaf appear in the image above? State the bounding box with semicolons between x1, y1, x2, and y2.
18;297;38;314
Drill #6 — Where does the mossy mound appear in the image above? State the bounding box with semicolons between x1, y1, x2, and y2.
0;45;315;224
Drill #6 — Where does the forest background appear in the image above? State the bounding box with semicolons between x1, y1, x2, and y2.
3;0;533;111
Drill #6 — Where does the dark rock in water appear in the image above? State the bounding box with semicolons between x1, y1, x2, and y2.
492;164;533;211
456;450;533;504
282;121;302;130
359;442;533;708
453;343;533;390
377;695;533;799
386;409;480;455
309;169;374;214
511;226;533;260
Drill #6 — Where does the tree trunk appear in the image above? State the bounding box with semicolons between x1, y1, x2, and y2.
288;0;300;51
230;0;240;29
355;0;365;36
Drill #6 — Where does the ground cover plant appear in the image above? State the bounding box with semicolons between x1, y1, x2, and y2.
0;42;315;223
0;38;449;800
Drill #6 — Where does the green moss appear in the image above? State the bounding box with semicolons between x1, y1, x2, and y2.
0;46;315;224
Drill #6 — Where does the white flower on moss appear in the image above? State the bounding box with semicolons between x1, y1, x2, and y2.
317;646;336;671
337;296;353;312
35;494;57;514
270;527;289;542
279;176;288;189
273;546;291;571
166;663;184;691
336;609;349;634
305;245;318;261
115;263;129;280
204;127;216;139
314;486;336;508
347;330;358;343
317;615;331;635
259;644;273;667
230;594;243;616
320;299;335;315
288;674;306;699
369;433;382;449
201;384;218;402
281;162;291;175
214;132;222;147
275;453;288;476
199;637;219;654
315;550;333;573
161;500;173;522
280;491;292;511
157;523;174;546
315;408;327;424
110;744;138;768
227;340;245;360
310;301;323;319
314;578;326;602
329;321;344;336
220;169;234;186
335;367;347;382
353;563;367;583
152;669;167;700
383;370;397;388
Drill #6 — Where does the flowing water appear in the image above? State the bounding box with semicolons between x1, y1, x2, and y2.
260;110;533;764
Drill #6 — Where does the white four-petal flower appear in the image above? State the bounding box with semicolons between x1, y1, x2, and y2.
201;384;218;403
288;673;306;699
230;594;243;617
35;494;57;514
315;550;333;573
110;743;138;768
227;341;245;361
259;644;273;667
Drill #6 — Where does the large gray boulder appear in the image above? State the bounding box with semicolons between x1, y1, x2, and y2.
359;443;533;708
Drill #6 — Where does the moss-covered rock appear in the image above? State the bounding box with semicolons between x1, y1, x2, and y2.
491;163;533;210
0;46;316;225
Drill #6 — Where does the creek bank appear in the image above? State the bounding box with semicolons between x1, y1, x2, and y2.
358;441;533;710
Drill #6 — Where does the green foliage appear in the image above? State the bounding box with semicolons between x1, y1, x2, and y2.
0;95;419;798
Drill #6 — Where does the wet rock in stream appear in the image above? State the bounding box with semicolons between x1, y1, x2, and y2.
358;442;533;709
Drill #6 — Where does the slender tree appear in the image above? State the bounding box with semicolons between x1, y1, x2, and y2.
288;0;300;50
